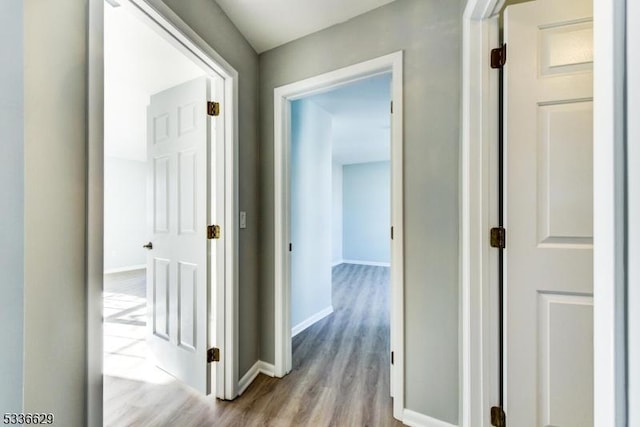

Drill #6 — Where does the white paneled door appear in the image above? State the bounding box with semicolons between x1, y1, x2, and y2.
504;0;593;425
146;76;219;394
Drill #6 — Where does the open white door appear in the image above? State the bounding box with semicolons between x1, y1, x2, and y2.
504;0;593;425
145;76;219;394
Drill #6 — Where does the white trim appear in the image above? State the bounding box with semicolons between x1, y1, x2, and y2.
331;259;344;267
593;0;628;425
342;260;390;267
103;264;146;275
461;1;501;425
402;409;458;427
273;51;405;419
237;360;276;396
291;306;334;337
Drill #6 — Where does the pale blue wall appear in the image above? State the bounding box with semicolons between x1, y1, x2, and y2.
332;162;343;265
0;0;24;413
342;161;390;264
290;99;333;327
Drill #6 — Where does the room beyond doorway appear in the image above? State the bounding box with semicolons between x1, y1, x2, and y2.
273;51;405;419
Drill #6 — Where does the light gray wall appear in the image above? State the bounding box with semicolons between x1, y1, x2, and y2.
104;157;147;271
332;162;343;265
259;0;462;422
160;0;261;378
0;0;24;413
22;1;88;425
290;99;333;328
628;1;640;422
343;161;390;264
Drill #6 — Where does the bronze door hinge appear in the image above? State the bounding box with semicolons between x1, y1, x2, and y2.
490;406;506;427
491;44;507;69
207;225;221;240
207;348;220;363
207;101;220;116
490;227;506;249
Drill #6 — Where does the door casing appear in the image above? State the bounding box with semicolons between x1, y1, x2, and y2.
461;0;627;426
87;0;240;423
273;51;405;420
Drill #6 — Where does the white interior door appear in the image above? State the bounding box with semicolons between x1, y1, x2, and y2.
504;0;593;425
146;76;214;394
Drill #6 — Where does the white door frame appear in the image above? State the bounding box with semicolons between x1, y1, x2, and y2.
87;0;240;422
461;0;627;426
273;51;404;418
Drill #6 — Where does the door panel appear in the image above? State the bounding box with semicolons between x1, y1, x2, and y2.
504;0;593;424
146;76;211;394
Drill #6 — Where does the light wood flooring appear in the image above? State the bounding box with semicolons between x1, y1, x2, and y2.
104;264;403;426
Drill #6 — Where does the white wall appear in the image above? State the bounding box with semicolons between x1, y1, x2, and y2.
290;99;333;328
332;162;343;265
104;157;147;272
342;161;390;264
0;0;24;413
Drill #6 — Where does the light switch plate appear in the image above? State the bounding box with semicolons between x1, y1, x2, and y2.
239;211;247;229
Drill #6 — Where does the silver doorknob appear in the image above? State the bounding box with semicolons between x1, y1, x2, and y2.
142;242;153;250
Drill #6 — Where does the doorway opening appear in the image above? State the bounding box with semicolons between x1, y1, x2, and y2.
101;0;239;422
288;73;393;417
273;52;404;418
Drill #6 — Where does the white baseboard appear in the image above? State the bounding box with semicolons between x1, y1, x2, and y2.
402;409;458;427
238;360;275;396
103;264;146;275
342;259;391;267
332;259;344;267
291;306;334;338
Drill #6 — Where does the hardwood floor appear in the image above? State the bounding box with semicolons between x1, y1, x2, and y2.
104;264;402;426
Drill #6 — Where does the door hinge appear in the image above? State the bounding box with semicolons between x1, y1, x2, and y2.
391;351;394;365
289;243;292;252
207;224;221;239
207;101;220;116
207;347;220;363
391;226;394;240
490;227;506;249
490;406;506;427
391;101;394;114
491;44;507;69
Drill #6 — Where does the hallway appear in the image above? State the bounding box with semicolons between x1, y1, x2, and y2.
104;264;402;426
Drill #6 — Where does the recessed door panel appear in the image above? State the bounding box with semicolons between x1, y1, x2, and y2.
537;100;593;247
153;258;170;340
538;293;594;426
178;262;197;351
178;150;197;234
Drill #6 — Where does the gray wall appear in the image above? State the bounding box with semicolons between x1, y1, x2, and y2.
0;0;24;414
22;1;88;425
290;99;333;328
259;0;463;423
160;0;261;378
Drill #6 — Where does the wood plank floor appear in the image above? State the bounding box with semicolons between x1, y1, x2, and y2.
104;264;403;426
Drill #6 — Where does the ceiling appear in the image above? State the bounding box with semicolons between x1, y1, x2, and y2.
215;0;397;53
303;73;391;165
104;4;205;161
